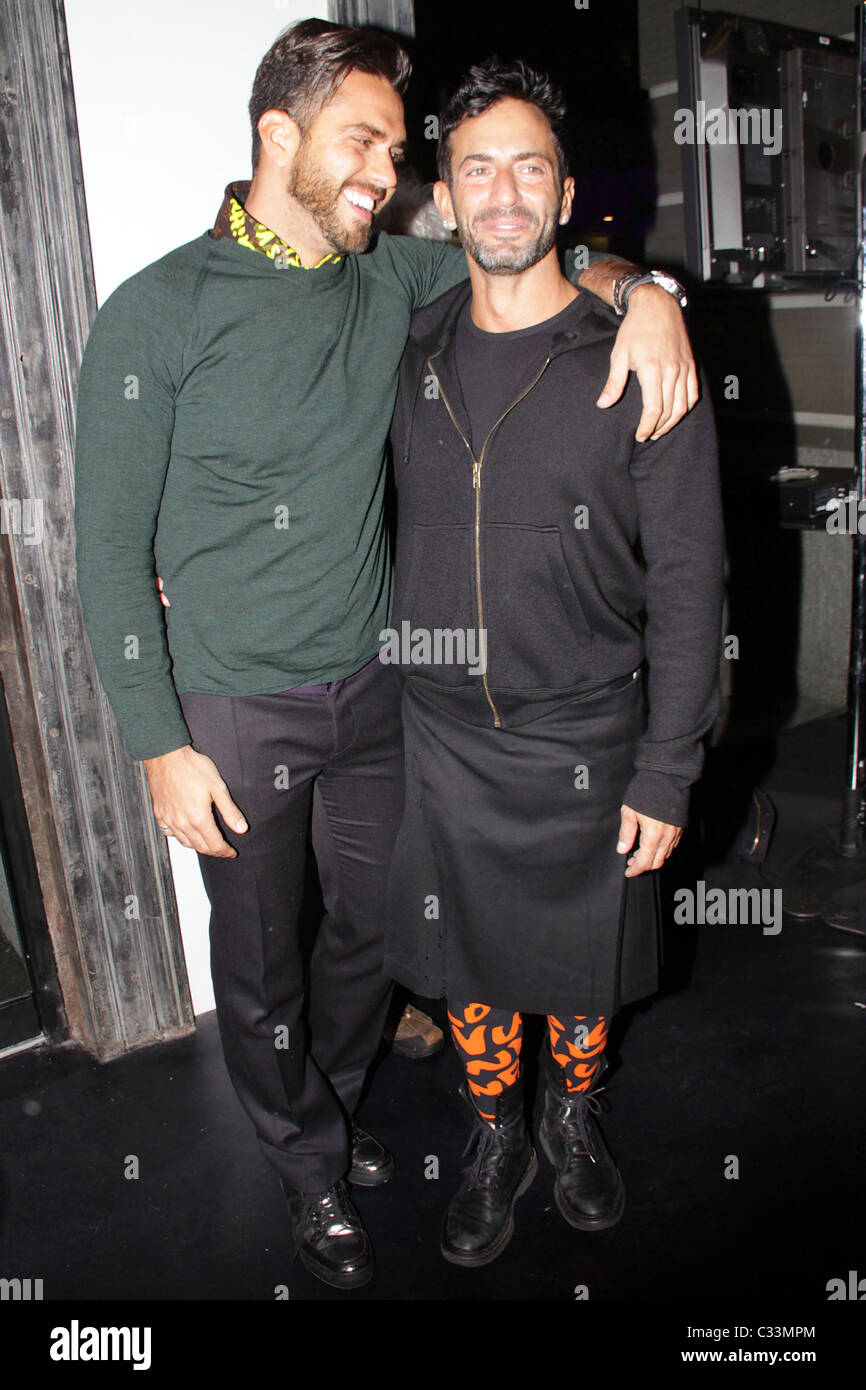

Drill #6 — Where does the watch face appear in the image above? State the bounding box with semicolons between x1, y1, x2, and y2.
651;273;687;305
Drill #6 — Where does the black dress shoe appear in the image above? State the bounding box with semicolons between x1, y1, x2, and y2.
348;1122;395;1187
539;1049;625;1231
441;1080;537;1267
281;1178;374;1289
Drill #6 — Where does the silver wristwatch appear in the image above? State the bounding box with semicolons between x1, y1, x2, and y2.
613;270;688;316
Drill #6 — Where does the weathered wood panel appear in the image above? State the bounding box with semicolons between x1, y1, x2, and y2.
0;0;193;1059
329;0;415;38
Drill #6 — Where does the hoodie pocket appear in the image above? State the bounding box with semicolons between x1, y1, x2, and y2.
389;523;480;684
480;523;594;689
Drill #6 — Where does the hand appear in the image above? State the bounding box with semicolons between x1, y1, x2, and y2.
157;576;170;608
597;284;699;442
616;804;682;877
144;744;248;858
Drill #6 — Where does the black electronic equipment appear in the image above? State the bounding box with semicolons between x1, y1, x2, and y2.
675;9;856;286
773;467;857;530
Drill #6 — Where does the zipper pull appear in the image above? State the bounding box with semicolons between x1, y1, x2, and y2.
472;458;481;490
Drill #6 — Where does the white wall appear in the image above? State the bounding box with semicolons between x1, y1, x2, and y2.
66;0;328;1013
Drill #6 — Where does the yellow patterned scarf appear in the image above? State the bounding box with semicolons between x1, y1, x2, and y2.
211;180;341;269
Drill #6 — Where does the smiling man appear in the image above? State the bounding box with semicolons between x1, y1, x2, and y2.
74;19;702;1291
383;59;725;1267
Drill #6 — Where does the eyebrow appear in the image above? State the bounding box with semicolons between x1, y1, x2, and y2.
458;150;553;167
346;122;406;151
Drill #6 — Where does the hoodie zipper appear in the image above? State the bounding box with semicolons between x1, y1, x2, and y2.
425;354;552;728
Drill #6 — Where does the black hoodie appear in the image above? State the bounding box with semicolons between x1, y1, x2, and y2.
387;279;725;826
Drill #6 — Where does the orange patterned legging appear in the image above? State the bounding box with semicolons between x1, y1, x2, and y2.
448;1000;609;1123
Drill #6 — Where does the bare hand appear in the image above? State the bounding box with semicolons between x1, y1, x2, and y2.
597;285;698;441
157;576;170;608
617;804;682;877
144;744;247;858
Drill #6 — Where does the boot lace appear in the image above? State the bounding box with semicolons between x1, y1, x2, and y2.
462;1119;512;1190
558;1088;610;1165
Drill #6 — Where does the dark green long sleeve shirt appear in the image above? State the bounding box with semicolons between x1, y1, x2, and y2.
74;227;468;760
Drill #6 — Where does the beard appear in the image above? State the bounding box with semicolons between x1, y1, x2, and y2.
455;202;560;275
287;139;382;255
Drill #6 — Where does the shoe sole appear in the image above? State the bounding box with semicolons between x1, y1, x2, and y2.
440;1149;538;1268
539;1130;625;1231
297;1247;375;1289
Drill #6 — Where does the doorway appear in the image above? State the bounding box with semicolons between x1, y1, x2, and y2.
0;676;44;1052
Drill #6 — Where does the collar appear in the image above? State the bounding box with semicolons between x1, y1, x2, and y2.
417;284;614;449
211;180;342;270
413;280;608;360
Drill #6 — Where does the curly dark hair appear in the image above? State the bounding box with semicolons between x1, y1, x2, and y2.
437;57;571;187
249;18;411;168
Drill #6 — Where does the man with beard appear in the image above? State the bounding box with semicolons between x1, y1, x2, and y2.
74;20;702;1290
383;59;724;1266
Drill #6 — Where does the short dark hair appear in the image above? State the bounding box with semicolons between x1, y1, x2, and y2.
249;18;411;168
437;57;570;187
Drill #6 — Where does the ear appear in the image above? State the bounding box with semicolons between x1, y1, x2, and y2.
257;109;302;170
558;174;575;226
433;179;457;231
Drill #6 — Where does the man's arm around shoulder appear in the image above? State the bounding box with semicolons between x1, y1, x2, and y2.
568;251;698;442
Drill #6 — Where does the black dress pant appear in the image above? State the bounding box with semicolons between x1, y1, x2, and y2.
178;657;403;1193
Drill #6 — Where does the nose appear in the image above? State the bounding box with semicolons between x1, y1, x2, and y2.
489;166;519;206
366;145;399;195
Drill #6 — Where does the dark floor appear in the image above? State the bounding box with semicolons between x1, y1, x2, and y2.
0;713;864;1306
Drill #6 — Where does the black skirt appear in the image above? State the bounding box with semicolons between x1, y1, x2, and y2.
383;669;660;1017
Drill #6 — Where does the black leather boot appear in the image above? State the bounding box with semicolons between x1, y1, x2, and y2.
539;1048;625;1230
281;1178;374;1288
441;1079;537;1267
